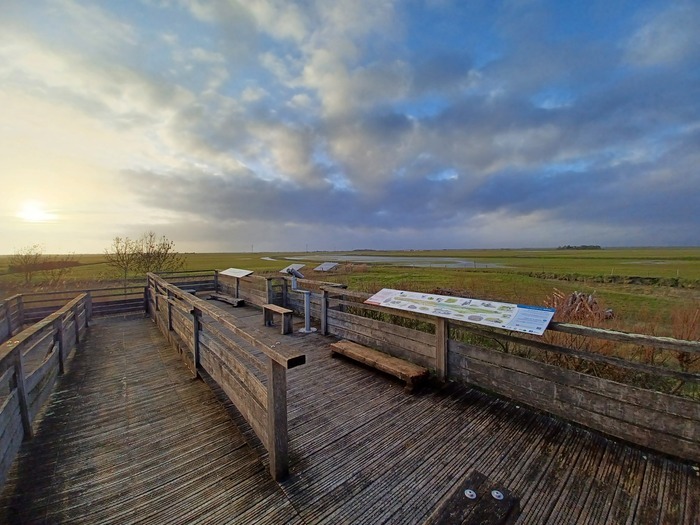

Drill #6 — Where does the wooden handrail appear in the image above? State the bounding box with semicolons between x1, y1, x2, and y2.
152;277;305;369
0;292;91;487
548;322;700;354
147;273;305;480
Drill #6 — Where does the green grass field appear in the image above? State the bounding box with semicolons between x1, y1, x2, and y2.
1;247;699;336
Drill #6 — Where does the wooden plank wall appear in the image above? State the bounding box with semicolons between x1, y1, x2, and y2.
0;296;23;343
191;272;700;463
19;285;144;322
146;273;306;480
263;284;700;463
0;293;91;488
321;289;439;371
448;340;700;462
218;274;269;306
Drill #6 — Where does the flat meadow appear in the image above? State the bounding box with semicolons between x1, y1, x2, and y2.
1;247;699;338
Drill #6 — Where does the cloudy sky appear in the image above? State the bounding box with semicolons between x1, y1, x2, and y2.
1;0;698;254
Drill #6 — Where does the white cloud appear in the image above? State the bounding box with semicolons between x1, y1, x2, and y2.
624;3;700;67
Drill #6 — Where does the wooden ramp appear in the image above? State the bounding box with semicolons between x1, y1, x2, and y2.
1;307;698;524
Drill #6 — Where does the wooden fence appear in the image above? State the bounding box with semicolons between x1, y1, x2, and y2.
270;281;700;463
0;293;91;486
0;295;24;344
146;273;305;481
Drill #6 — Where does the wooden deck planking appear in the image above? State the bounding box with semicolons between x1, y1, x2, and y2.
1;305;699;524
0;314;300;525
223;305;699;524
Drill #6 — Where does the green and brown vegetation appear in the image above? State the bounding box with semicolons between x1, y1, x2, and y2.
2;246;699;336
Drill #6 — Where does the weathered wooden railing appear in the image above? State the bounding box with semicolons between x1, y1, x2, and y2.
145;273;305;480
0;295;24;343
0;293;91;486
270;283;699;463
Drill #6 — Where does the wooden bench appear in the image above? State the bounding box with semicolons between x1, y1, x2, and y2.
263;304;294;335
207;293;245;307
330;340;428;392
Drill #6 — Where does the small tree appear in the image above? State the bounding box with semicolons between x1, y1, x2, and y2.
104;233;185;288
135;231;185;274
104;236;140;289
9;244;44;285
43;253;79;285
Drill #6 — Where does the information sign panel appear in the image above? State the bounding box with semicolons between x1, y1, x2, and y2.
279;263;305;274
365;289;555;335
219;268;253;278
314;262;339;272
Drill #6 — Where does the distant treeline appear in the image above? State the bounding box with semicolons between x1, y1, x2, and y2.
557;245;602;250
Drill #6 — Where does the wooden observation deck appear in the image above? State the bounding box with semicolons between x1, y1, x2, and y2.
0;270;698;523
1;305;698;523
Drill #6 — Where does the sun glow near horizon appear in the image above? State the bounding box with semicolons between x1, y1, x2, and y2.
16;200;58;223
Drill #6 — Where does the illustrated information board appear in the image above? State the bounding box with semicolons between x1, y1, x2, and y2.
365;289;555;336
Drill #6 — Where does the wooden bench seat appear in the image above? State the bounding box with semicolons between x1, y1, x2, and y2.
330;339;428;392
263;304;293;335
207;293;245;307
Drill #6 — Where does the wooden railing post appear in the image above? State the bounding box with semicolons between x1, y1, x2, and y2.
282;279;289;308
73;304;80;345
1;300;9;337
85;292;92;324
320;289;329;335
214;270;219;293
14;348;33;440
265;278;273;304
53;317;65;375
167;290;173;331
191;307;202;378
267;359;289;481
435;317;448;381
17;296;24;331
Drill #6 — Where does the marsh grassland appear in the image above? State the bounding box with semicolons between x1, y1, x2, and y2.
1;247;699;338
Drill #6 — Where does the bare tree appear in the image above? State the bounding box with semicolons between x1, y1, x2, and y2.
135;231;185;275
104;233;185;288
104;236;140;288
8;244;44;284
43;253;79;285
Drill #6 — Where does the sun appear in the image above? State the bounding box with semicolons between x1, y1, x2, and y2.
17;200;57;223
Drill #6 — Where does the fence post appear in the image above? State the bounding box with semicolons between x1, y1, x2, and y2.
167;290;173;331
266;278;273;304
435;317;448;381
17;296;24;331
2;300;9;338
85;292;92;324
73;304;80;345
14;348;33;440
53;317;65;375
191;307;202;378
144;286;150;316
267;358;289;481
320;289;329;335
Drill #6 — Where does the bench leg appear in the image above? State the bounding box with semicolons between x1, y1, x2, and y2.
264;308;273;327
282;312;293;335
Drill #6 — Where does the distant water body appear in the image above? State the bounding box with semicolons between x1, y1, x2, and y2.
286;255;504;269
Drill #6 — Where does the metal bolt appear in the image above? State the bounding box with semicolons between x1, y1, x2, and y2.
464;489;477;500
491;490;504;500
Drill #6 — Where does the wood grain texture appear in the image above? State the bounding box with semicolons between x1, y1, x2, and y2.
449;340;700;462
330;339;428;391
2;301;698;524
